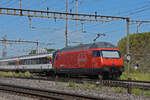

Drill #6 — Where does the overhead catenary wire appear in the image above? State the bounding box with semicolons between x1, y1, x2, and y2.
0;0;12;6
5;0;17;7
24;0;49;9
129;7;150;16
114;3;150;16
32;0;49;8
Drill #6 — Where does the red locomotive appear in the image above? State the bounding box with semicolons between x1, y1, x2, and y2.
52;42;124;79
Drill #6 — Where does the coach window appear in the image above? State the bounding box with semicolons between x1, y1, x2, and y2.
92;51;100;57
35;58;39;64
40;58;44;64
43;57;47;64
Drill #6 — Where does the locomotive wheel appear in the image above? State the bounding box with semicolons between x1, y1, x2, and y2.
108;73;113;80
112;74;116;79
109;73;118;80
102;72;110;80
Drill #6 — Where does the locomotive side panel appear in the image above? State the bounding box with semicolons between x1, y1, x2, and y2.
53;48;124;78
54;50;95;75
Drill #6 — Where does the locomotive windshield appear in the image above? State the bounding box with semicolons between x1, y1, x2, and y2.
101;50;120;58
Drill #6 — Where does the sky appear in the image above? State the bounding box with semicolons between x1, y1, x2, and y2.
0;0;150;57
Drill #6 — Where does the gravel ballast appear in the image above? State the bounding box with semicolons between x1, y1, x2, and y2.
0;77;149;100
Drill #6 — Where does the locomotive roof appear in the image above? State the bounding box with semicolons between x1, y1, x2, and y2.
57;42;116;53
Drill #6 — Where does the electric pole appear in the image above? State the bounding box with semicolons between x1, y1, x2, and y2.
2;35;7;58
126;18;130;76
81;22;86;33
136;23;142;34
75;0;79;43
36;40;39;54
65;0;68;47
19;0;22;8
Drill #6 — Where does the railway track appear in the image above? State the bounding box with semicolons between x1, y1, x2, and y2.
0;82;113;100
1;76;150;91
102;79;150;90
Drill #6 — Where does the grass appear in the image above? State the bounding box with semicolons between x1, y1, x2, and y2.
113;87;125;93
113;87;150;97
120;71;150;81
0;71;31;77
144;91;150;97
120;66;150;81
83;82;96;89
119;66;150;97
132;88;150;97
68;82;77;87
132;88;144;96
67;81;102;90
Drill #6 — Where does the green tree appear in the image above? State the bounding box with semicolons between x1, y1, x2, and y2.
117;32;150;72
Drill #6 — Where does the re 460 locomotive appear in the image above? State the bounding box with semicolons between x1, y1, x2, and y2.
53;42;124;79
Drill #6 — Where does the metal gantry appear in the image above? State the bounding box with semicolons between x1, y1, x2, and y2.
0;39;39;57
0;8;127;21
130;20;150;34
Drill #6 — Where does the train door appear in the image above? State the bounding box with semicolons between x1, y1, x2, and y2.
15;59;19;71
52;52;59;72
92;50;101;68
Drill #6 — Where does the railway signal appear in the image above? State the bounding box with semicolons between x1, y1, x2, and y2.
126;54;131;62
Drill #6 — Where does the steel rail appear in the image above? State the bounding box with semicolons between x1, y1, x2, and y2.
0;82;114;100
3;76;150;84
1;76;150;90
114;79;150;84
101;80;150;90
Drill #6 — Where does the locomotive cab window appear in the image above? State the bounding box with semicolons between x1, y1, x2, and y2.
92;51;101;57
101;50;120;58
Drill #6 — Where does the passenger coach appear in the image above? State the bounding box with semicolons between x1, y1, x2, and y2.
0;53;53;73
